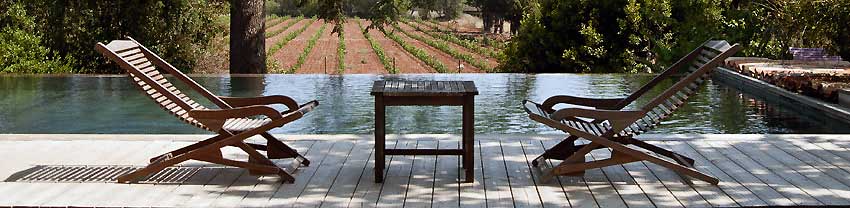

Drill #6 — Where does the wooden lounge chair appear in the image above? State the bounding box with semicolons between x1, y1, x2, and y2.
95;37;318;183
523;40;741;184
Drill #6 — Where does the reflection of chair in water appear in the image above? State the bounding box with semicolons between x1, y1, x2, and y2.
95;37;319;183
523;40;741;184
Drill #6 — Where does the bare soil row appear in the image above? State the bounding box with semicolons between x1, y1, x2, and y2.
265;19;500;74
342;21;385;74
269;20;323;72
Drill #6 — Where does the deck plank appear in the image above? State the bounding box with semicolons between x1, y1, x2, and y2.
619;158;684;207
350;140;398;207
539;139;599;208
432;140;461;208
658;141;767;207
706;140;822;205
320;140;373;208
0;141;81;205
520;140;572;208
3;142;94;206
4;135;850;207
766;139;850;198
687;140;797;206
239;140;315;207
265;140;335;207
377;140;415;207
732;141;850;205
43;141;171;207
501;140;543;207
182;146;253;207
293;140;356;207
137;142;210;207
588;148;655;208
480;140;514;207
647;142;737;207
404;140;438;207
702;141;820;205
459;140;486;208
569;141;628;208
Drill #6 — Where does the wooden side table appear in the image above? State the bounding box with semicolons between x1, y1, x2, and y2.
370;80;478;183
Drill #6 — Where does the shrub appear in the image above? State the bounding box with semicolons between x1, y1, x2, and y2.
0;2;73;73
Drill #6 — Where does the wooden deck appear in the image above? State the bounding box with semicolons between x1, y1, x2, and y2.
2;134;850;207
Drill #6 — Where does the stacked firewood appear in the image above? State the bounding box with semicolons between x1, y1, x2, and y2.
724;57;850;103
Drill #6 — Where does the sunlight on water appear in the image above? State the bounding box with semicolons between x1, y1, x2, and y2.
0;74;847;134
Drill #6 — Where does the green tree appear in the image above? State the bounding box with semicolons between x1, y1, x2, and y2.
6;0;227;73
503;0;674;73
0;2;73;73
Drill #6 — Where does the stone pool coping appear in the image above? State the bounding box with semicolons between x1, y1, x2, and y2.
714;66;850;124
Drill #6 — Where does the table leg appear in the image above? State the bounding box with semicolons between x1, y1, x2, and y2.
375;96;385;183
462;96;474;182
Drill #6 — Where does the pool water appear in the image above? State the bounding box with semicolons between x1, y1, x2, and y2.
1;74;847;134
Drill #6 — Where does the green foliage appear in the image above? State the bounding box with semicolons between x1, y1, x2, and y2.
358;19;396;73
289;23;327;73
394;22;491;72
367;0;409;32
384;28;449;73
265;0;281;15
504;0;850;73
315;0;346;36
268;17;314;55
411;19;501;59
503;0;673;73
0;2;73;73
337;29;346;73
726;0;850;60
2;0;228;73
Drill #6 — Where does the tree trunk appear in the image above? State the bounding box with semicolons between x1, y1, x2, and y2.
483;11;492;34
230;0;266;74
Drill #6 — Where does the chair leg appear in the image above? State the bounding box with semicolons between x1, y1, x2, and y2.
149;134;228;163
233;141;297;183
578;133;719;185
626;138;695;167
119;149;213;183
532;136;579;167
554;150;640;175
261;133;311;167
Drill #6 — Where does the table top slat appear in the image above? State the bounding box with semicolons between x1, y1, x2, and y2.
371;80;478;96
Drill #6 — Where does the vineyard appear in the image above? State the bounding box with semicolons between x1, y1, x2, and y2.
263;16;502;74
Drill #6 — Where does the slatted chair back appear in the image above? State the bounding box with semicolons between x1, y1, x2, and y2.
608;40;719;110
623;40;741;135
95;37;233;131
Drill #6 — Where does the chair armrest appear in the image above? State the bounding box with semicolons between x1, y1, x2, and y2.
549;108;643;122
541;95;625;110
189;105;283;120
219;95;299;111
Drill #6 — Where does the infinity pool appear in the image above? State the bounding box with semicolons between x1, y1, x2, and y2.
1;74;847;134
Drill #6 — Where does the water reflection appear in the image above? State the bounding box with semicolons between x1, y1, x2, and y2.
0;74;847;134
